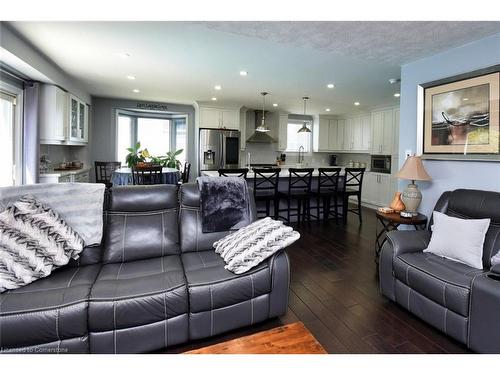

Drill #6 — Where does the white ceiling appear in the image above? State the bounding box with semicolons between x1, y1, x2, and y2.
7;21;500;115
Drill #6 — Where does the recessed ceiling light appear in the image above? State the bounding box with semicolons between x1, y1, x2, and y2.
463;98;469;101
119;52;130;58
354;102;360;106
132;89;140;93
273;103;278;107
211;97;217;101
389;78;400;85
239;71;248;76
214;85;222;90
126;75;136;80
394;93;400;98
325;108;331;112
327;83;335;89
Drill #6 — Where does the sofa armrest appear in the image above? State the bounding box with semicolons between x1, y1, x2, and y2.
386;230;431;256
490;263;500;275
268;250;290;318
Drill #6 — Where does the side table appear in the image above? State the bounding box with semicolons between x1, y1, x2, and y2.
375;211;428;262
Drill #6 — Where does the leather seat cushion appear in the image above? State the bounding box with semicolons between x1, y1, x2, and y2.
0;264;101;349
89;255;187;332
182;250;271;313
394;252;484;316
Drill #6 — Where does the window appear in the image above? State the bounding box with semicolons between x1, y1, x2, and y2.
286;121;311;152
0;89;22;186
116;112;187;166
117;115;132;167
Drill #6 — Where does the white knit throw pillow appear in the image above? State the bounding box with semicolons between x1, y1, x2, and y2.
213;217;299;274
0;195;84;292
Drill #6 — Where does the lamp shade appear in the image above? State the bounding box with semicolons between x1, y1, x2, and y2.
397;156;431;181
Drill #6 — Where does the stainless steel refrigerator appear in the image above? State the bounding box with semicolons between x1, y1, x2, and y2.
199;128;241;173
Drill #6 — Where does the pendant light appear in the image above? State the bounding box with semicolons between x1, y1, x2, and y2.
256;92;270;133
298;96;311;133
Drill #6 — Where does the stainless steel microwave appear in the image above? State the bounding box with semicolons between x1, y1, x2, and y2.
371;155;391;174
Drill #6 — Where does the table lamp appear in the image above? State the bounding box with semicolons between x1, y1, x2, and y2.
396;155;431;216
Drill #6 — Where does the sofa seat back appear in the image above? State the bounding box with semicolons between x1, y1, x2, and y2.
178;183;257;253
102;185;180;264
432;189;500;269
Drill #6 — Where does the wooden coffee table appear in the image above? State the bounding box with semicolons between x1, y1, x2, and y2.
185;322;327;354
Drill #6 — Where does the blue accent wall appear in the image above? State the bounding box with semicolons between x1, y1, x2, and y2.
399;33;500;217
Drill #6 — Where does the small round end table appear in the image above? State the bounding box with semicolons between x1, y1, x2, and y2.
375;211;428;262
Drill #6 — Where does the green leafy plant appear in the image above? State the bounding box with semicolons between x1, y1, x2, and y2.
152;149;184;170
125;142;145;168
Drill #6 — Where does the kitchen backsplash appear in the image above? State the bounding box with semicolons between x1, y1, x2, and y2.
40;145;90;169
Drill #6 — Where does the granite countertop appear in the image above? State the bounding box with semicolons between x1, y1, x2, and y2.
40;166;91;177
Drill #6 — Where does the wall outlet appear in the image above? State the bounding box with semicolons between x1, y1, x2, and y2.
405;150;412;159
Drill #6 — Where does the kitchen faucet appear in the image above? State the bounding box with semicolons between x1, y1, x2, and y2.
298;146;304;165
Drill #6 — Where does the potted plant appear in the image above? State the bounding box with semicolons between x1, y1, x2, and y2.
163;149;183;170
125;142;145;168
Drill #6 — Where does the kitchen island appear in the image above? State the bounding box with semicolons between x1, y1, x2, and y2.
201;166;354;223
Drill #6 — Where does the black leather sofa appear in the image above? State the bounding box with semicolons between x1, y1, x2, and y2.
380;189;500;353
0;183;290;354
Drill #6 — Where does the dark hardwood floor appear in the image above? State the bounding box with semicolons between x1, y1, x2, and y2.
168;207;469;354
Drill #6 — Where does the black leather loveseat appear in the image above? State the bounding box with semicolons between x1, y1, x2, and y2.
379;189;500;353
0;183;290;353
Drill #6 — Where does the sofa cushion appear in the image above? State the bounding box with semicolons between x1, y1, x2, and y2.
181;250;271;313
0;264;101;349
89;255;187;332
102;185;180;263
394;252;484;316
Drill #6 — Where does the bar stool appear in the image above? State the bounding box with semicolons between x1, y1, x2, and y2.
218;168;249;179
277;168;313;225
339;167;365;224
252;168;281;219
309;168;342;223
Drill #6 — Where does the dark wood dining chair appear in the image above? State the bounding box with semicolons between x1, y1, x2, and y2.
252;168;281;219
94;161;122;188
180;162;191;184
218;168;249;179
309;168;342;223
277;168;314;225
132;166;163;185
339;167;366;224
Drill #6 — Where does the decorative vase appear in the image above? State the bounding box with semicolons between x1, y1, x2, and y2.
390;192;406;213
402;182;422;213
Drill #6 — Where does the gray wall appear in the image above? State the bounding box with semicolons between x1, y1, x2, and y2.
399;32;500;217
90;97;195;181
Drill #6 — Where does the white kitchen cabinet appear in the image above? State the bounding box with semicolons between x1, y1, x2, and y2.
363;172;396;207
40;85;68;144
313;117;332;152
360;115;371;151
199;106;240;130
68;94;88;144
371;108;397;155
239;108;247;150
277;113;289;151
39;169;90;184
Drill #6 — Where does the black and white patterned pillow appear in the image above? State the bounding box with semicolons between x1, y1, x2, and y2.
0;195;84;292
213;217;300;274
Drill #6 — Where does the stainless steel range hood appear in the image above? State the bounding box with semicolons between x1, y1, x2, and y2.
246;110;277;143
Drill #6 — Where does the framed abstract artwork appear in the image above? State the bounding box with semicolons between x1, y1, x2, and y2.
422;71;499;158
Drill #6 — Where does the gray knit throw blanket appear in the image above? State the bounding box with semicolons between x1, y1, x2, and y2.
197;176;251;233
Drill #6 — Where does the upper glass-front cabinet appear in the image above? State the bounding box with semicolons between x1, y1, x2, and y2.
69;94;88;143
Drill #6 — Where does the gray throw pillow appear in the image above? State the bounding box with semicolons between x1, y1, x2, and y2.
0;195;84;292
213;217;299;274
423;211;490;269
